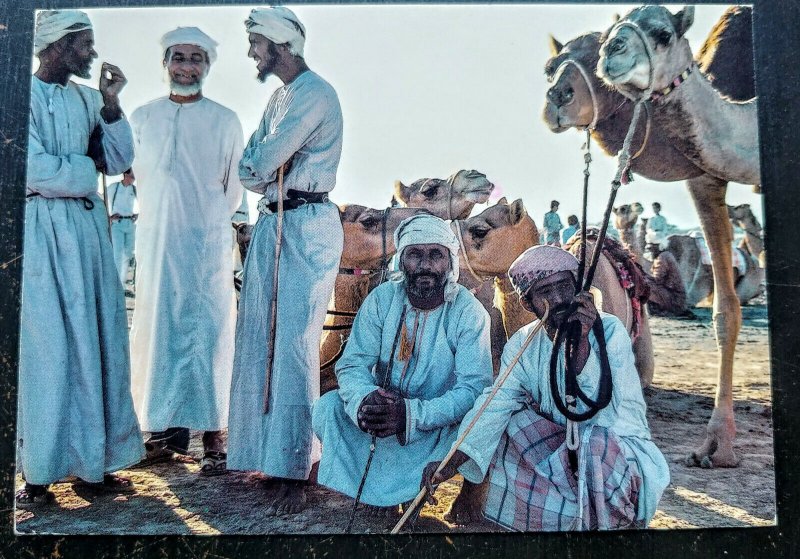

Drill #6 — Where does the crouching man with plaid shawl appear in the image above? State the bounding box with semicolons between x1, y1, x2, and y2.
421;245;669;531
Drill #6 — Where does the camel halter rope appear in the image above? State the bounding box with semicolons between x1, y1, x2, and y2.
454;219;491;291
544;18;658;477
345;304;409;534
391;301;550;534
263;165;286;414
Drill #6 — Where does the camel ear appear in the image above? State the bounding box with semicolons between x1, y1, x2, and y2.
390;195;399;207
673;6;694;37
497;196;508;205
612;13;620;23
509;199;527;225
548;34;564;57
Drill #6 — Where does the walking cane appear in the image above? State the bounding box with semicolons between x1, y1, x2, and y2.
101;172;111;236
263;165;286;414
390;301;550;534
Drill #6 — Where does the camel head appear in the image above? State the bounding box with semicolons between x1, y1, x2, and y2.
392;169;494;220
612;202;644;232
543;32;623;132
598;5;695;97
338;204;427;270
727;203;762;236
452;197;540;278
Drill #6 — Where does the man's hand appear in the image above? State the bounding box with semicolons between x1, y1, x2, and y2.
566;291;598;338
99;63;126;123
357;388;406;438
419;450;469;505
110;213;121;222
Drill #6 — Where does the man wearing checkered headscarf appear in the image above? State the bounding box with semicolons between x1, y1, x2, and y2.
418;243;670;531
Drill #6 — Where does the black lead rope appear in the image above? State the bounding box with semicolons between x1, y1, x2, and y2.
378;208;390;284
345;304;409;534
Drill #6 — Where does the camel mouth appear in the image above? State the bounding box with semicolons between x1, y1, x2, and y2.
463;184;494;203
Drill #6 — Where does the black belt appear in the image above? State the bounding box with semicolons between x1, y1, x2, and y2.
115;215;136;220
266;189;329;213
26;192;94;210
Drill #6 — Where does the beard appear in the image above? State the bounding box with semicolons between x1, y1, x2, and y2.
73;59;92;80
165;66;206;96
405;270;447;299
256;43;280;83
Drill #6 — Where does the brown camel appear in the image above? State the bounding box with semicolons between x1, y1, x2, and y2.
612;202;649;271
597;5;761;468
392;169;495;220
319;205;425;394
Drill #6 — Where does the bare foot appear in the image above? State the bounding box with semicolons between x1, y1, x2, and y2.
445;480;487;525
265;479;306;516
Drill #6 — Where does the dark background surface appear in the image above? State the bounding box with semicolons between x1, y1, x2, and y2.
1;1;798;557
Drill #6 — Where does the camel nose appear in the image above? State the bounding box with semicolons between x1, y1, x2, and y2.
546;85;573;108
607;36;627;56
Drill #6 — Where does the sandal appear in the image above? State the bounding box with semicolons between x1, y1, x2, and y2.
75;473;136;494
16;484;55;509
199;451;228;477
130;440;175;469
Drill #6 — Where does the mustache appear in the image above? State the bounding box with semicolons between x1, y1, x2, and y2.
410;271;441;282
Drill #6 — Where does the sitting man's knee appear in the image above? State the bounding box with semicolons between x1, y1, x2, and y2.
312;390;346;438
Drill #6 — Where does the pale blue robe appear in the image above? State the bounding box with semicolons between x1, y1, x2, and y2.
313;281;493;506
18;76;144;485
228;70;344;479
455;312;670;528
129;97;244;432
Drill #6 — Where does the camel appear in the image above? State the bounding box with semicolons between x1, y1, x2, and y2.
392;169;495;220
612;202;649;271
596;5;762;468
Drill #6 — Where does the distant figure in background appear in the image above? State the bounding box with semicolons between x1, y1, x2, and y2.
232;192;249;274
645;237;691;318
561;214;579;245
18;9;143;507
107;168;137;287
646;202;668;244
129;26;244;476
543;200;563;246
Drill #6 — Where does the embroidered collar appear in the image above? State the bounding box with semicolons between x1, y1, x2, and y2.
650;63;694;102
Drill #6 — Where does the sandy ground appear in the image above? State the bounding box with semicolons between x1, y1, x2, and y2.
15;294;775;535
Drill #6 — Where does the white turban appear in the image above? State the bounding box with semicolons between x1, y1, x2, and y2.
394;214;461;301
161;27;218;64
508;245;579;298
34;10;92;56
245;6;306;57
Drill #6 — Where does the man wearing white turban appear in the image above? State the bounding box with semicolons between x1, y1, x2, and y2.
17;9;143;507
311;215;493;518
421;245;669;531
227;6;345;514
129;27;244;475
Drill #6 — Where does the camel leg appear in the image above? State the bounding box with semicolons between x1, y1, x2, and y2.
685;176;741;468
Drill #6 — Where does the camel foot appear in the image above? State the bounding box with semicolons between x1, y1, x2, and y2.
444;480;487;526
686;437;740;469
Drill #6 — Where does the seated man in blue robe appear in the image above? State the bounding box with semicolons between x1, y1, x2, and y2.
313;214;493;518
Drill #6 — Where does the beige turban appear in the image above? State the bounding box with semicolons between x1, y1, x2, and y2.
394;214;460;301
161;27;218;64
245;6;306;57
508;245;579;298
34;10;92;56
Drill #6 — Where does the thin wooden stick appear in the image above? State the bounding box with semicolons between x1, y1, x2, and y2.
390;300;550;534
101;172;111;236
263;165;286;413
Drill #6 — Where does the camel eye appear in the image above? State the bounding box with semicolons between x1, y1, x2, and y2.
470;226;489;239
655;29;672;46
360;216;377;228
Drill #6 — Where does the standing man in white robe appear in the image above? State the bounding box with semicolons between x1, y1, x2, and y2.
129;27;244;476
106;168;138;288
17;9;144;507
227;6;344;515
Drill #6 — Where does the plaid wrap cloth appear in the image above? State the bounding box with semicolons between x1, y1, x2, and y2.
482;407;645;531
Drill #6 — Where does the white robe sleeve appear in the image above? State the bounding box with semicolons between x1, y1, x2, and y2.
455;328;536;483
238;82;330;196
334;291;385;427
403;302;493;445
223;114;245;216
27;112;98;197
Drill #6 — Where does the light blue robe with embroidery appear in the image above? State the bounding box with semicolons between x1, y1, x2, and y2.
312;281;493;506
18;77;144;485
456;312;670;527
227;70;344;479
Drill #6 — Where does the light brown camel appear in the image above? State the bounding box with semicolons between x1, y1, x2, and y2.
729;203;766;267
392;169;495;220
612;202;649;271
319;205;425;394
597;5;761;468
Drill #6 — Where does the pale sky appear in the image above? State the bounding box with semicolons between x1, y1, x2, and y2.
51;3;762;229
